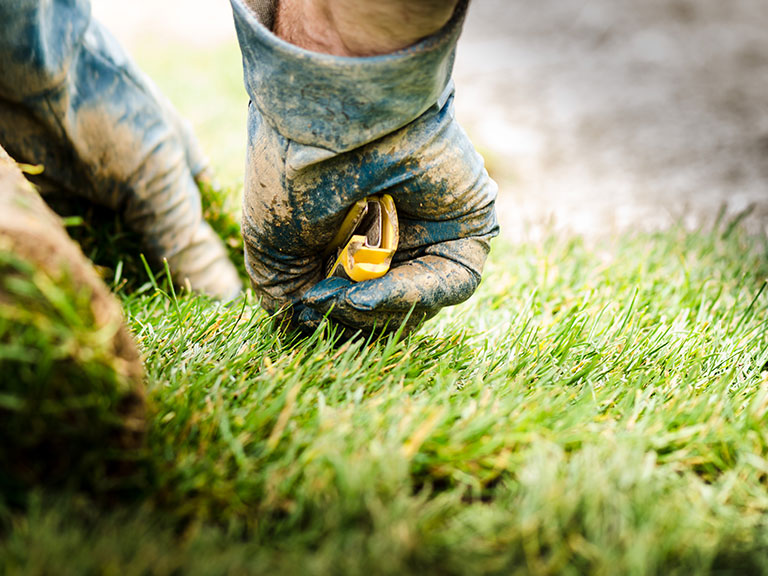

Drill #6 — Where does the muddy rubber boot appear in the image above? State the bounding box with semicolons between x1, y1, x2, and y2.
0;145;146;498
0;0;241;300
231;0;498;337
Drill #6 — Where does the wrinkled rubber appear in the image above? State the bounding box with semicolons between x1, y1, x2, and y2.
232;0;498;337
0;0;241;299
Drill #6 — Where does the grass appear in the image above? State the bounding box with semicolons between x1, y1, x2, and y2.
3;216;768;574
0;249;144;502
3;35;768;576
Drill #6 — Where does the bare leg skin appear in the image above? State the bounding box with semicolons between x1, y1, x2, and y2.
274;0;461;56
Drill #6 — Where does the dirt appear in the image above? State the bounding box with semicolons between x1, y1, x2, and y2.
454;0;768;239
93;0;768;240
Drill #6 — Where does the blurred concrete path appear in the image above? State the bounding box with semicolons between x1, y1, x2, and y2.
93;0;768;239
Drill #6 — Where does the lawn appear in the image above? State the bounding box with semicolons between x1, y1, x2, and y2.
3;39;768;576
